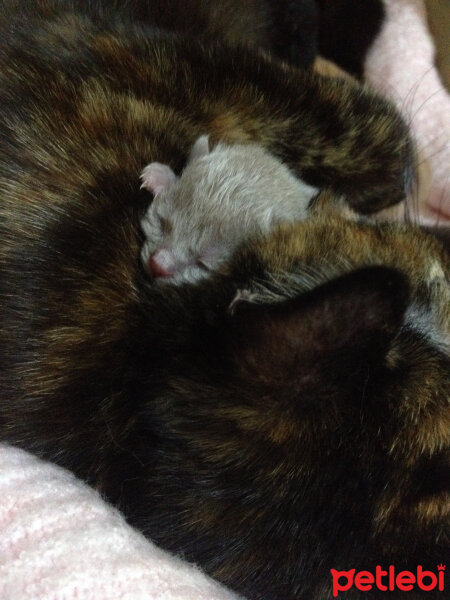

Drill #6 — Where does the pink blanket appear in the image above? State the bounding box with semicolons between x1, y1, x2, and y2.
365;0;450;222
0;444;241;600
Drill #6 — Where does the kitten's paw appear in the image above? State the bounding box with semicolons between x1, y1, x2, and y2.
140;162;177;195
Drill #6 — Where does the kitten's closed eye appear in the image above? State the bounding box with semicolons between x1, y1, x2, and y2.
141;214;161;239
140;207;168;270
141;202;173;247
158;215;172;235
195;246;226;272
195;258;212;271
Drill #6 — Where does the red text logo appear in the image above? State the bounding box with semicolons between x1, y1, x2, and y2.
330;564;445;597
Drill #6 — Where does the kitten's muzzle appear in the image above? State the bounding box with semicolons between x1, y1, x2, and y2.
147;249;176;279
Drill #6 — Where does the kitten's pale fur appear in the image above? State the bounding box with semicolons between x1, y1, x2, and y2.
140;136;317;284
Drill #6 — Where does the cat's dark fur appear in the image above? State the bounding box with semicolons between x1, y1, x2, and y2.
317;0;385;77
0;0;414;212
0;2;448;600
267;0;319;68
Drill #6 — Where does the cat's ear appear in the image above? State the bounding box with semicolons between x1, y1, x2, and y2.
190;135;210;160
229;266;410;381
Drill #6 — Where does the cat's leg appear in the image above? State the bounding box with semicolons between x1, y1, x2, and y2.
140;163;177;196
184;45;415;214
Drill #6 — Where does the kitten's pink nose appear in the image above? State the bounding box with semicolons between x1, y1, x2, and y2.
148;249;176;279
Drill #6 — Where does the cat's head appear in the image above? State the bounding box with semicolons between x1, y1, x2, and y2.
144;213;449;469
232;215;449;416
129;213;449;570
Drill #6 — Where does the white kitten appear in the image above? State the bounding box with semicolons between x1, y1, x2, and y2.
140;135;317;284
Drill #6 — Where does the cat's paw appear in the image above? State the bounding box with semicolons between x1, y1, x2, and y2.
140;162;177;195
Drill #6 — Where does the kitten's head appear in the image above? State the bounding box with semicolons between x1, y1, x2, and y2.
140;135;264;285
140;136;231;283
141;198;234;285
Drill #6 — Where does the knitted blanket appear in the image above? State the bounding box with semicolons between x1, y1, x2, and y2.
0;444;241;600
365;0;450;222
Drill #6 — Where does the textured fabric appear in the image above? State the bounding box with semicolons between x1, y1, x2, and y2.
365;0;450;222
0;444;241;600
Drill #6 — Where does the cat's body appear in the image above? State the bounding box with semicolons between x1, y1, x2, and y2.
0;2;448;599
0;1;414;211
140;136;317;283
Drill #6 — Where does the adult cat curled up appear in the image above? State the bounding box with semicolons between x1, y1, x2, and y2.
0;2;446;600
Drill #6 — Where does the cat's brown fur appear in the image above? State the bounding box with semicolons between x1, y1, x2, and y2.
0;2;448;600
0;1;414;214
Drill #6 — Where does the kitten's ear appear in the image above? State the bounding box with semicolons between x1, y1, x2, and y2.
190;135;210;160
140;162;177;195
229;266;410;380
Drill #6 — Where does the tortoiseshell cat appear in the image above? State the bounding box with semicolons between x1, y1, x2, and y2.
0;2;448;599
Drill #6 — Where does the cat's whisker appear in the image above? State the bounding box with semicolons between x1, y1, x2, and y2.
397;67;440;129
398;67;433;120
414;137;449;167
404;184;420;226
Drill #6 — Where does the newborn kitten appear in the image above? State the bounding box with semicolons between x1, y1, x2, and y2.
140;136;317;284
